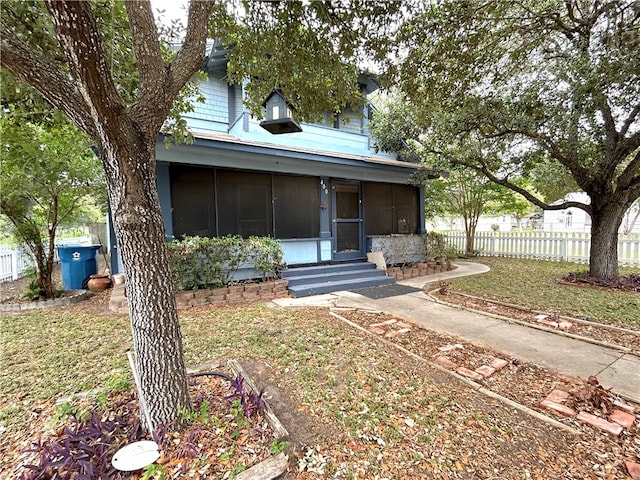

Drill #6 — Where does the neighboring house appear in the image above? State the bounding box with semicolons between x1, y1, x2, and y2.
543;192;640;234
108;44;426;275
429;192;640;235
427;215;531;233
543;193;592;233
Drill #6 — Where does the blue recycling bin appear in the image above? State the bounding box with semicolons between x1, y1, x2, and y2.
57;244;101;290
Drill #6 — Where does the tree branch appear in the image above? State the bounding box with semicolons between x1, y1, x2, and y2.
126;0;214;136
448;154;592;214
617;147;640;191
125;1;164;104
0;32;96;138
44;1;127;141
479;124;594;187
166;0;215;98
620;102;640;138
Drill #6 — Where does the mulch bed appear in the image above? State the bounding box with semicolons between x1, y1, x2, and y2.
4;367;279;480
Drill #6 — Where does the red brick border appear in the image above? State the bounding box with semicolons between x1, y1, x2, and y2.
109;279;290;314
387;261;455;281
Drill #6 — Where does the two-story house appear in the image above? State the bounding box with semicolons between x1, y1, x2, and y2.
108;44;427;295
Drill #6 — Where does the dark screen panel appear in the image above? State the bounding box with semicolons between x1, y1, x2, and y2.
273;175;319;238
364;183;393;235
363;182;419;235
394;184;419;234
170;166;216;238
217;170;273;237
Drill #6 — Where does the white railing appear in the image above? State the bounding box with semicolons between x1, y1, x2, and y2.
0;244;34;282
440;231;640;267
0;236;93;283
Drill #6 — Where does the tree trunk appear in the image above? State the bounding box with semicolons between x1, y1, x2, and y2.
103;137;191;431
43;229;56;298
464;217;477;256
588;200;626;280
24;228;54;298
0;0;213;434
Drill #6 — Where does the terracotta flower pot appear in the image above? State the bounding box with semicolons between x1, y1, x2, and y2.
87;274;112;292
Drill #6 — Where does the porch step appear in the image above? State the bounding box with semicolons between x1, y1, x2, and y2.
282;262;395;297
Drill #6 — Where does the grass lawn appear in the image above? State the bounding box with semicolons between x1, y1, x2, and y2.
2;257;639;478
0;299;618;479
448;257;640;327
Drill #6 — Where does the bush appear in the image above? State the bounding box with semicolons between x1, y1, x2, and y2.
245;236;286;281
423;232;458;264
167;236;285;290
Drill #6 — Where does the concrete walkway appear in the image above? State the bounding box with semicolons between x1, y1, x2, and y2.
274;262;640;402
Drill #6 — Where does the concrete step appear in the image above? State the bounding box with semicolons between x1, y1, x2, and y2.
283;261;396;297
289;276;396;298
284;267;387;287
282;262;375;279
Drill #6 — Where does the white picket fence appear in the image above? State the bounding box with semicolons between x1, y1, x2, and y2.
0;244;34;282
0;236;93;283
441;231;640;267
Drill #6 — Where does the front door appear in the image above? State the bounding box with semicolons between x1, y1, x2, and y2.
332;181;364;261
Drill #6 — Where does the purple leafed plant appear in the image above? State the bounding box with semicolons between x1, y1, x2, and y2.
22;397;143;480
227;374;267;420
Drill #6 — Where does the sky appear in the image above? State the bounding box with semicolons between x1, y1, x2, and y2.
151;0;188;27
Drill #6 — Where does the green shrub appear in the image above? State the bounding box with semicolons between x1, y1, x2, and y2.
423;232;458;264
167;235;285;290
245;236;286;281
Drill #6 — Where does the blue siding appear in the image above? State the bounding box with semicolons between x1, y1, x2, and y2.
181;73;390;159
190;77;229;123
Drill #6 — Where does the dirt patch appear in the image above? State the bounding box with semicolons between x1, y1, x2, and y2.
239;360;331;450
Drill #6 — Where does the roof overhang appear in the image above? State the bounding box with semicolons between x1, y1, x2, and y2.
157;131;421;184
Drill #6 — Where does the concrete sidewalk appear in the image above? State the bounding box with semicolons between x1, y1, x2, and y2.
274;262;640;402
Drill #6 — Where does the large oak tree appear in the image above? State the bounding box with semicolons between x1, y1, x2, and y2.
0;0;403;430
387;0;640;279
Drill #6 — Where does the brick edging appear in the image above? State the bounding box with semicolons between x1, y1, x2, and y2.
0;290;92;312
109;280;290;314
387;261;455;281
328;308;582;436
426;291;637;359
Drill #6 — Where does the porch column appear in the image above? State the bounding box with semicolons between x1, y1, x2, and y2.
318;176;332;261
156;162;174;240
419;185;426;234
320;177;331;238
